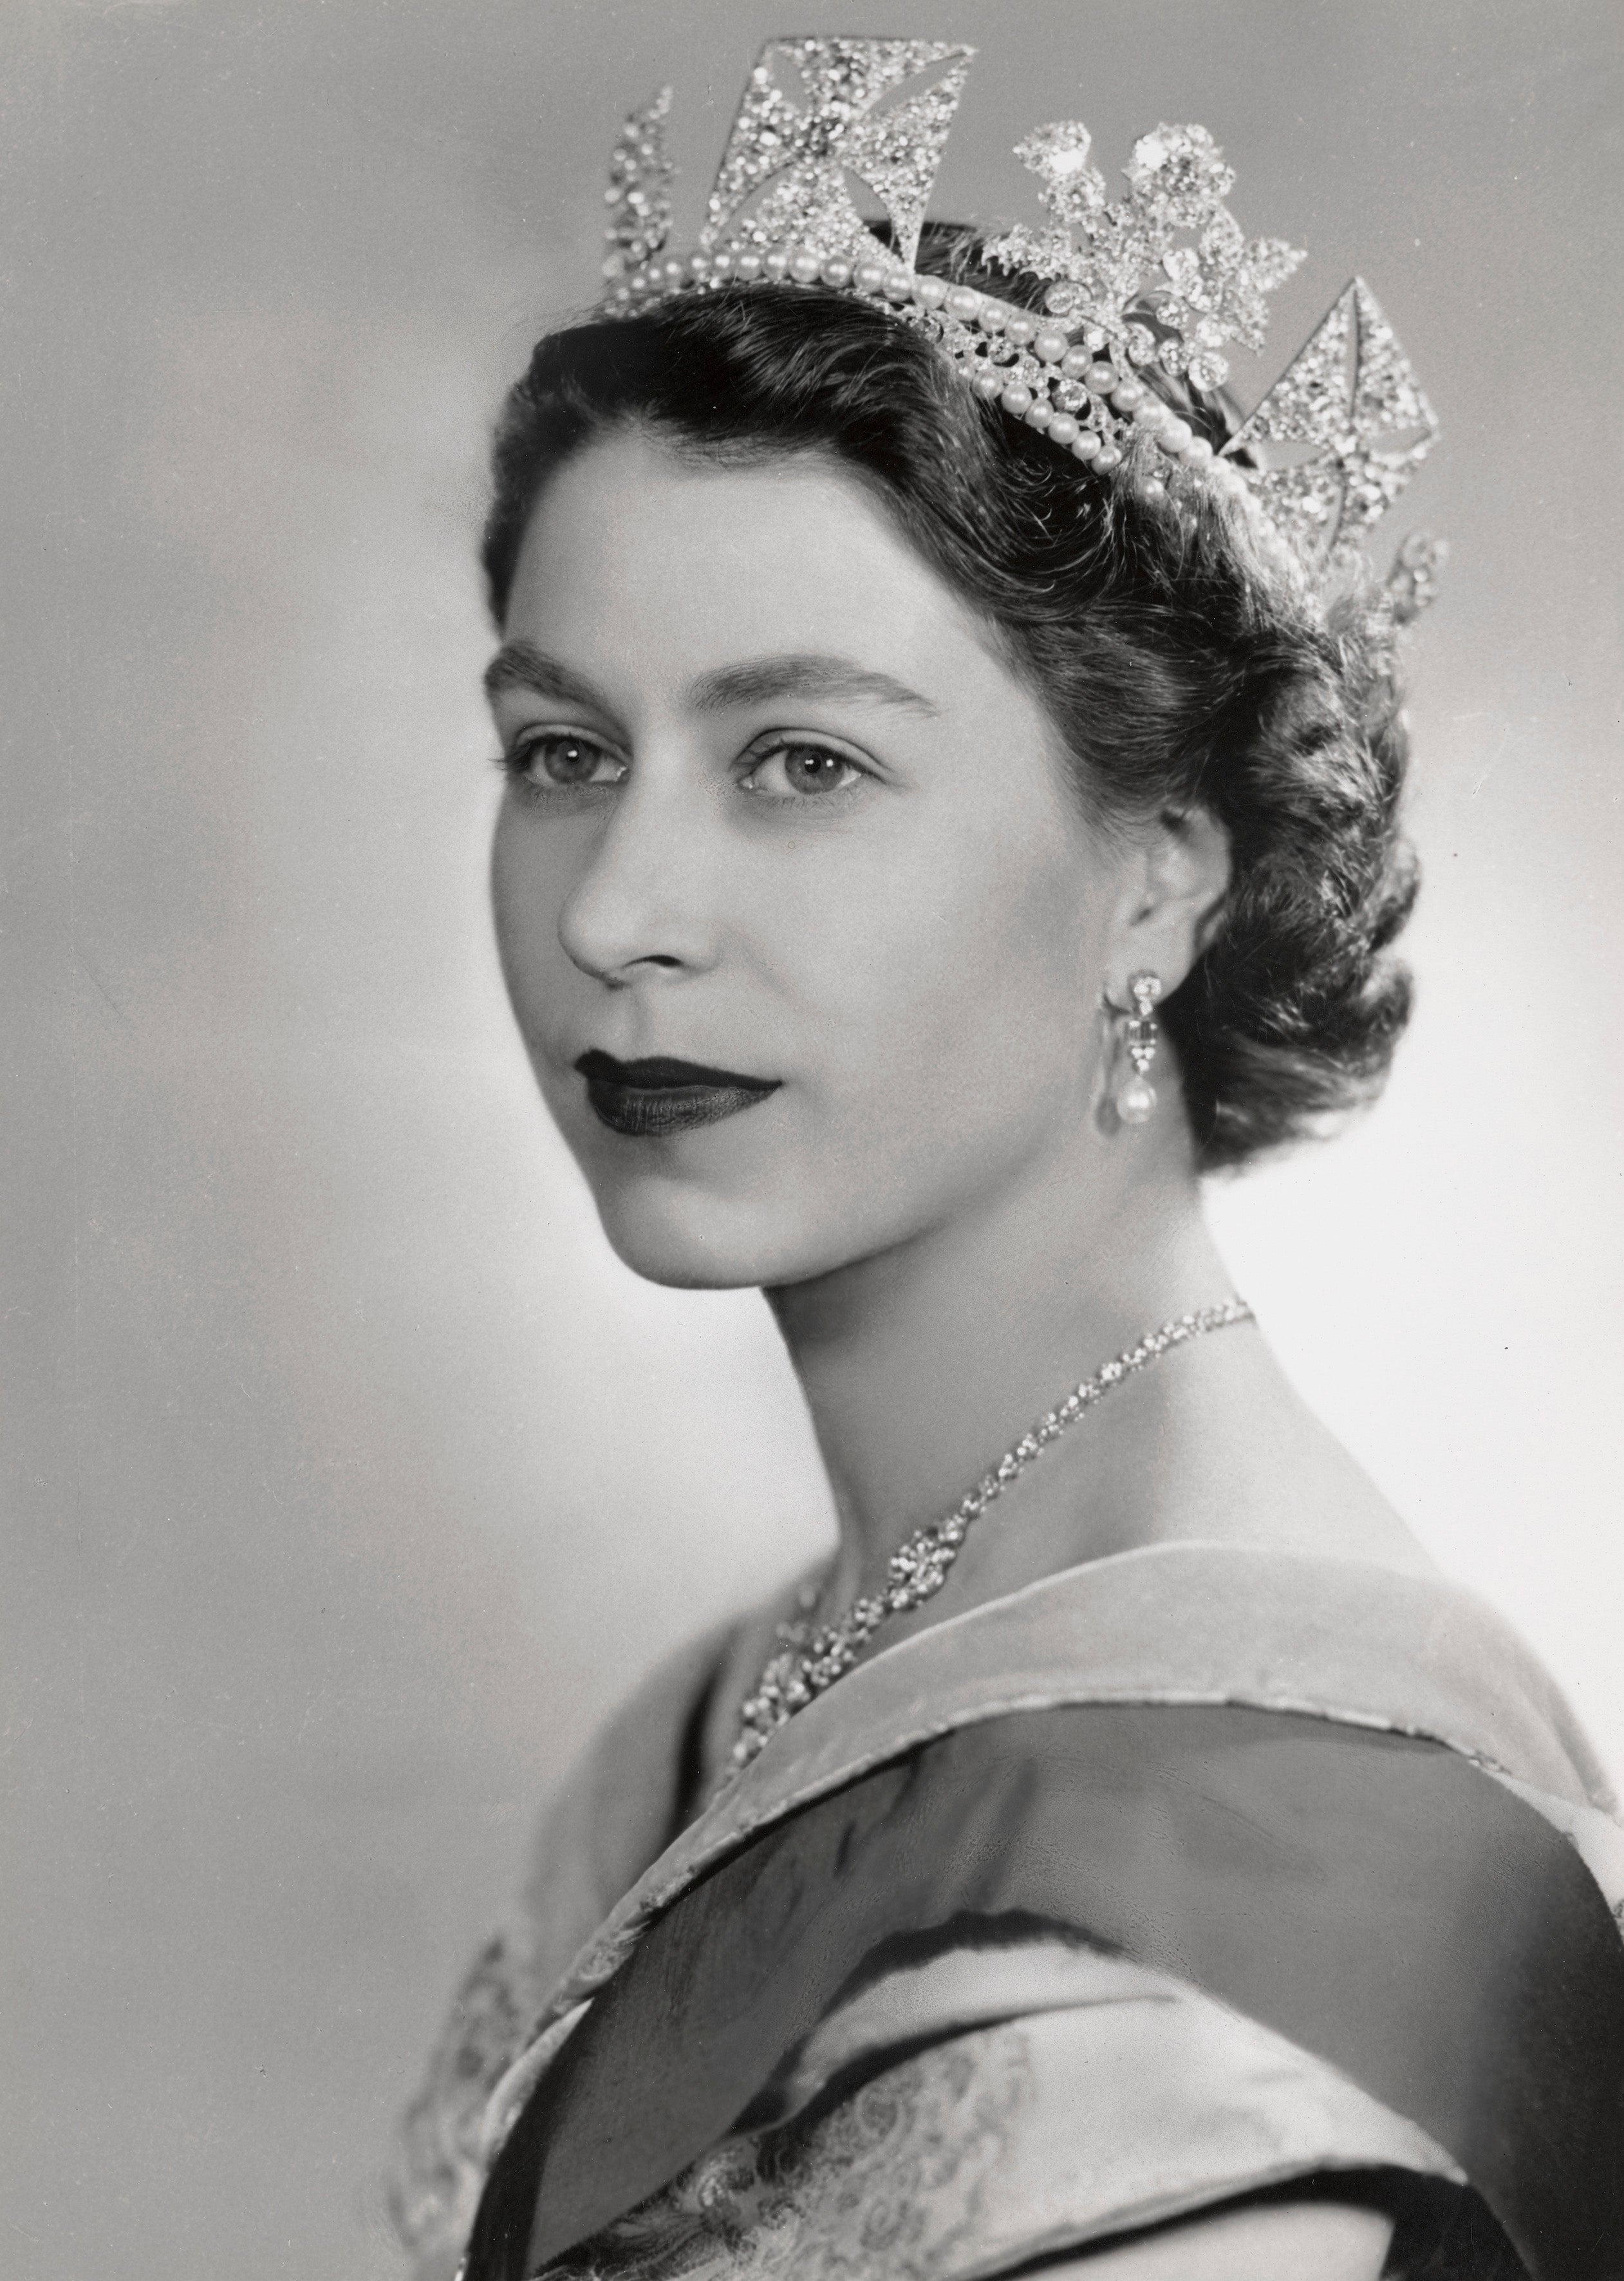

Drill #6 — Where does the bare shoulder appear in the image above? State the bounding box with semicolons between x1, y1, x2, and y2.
934;1313;1438;1622
1135;1314;1438;1577
1040;2199;1394;2279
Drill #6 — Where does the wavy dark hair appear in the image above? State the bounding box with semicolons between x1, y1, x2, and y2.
481;229;1420;1171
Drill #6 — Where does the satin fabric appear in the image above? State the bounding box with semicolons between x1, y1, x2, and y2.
479;1707;1623;2278
395;1544;1624;2281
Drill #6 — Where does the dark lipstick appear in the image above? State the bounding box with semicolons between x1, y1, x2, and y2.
573;1049;781;1138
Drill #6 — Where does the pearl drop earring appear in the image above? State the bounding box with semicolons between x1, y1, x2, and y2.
1115;972;1163;1125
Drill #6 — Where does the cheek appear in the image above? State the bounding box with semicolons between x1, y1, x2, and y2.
786;816;1105;1152
490;804;574;1029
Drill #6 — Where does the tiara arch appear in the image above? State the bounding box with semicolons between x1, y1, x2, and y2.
594;36;1442;611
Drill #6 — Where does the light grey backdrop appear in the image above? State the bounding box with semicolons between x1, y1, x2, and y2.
5;3;1621;2276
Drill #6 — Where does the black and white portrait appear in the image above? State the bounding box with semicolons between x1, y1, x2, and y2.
7;6;1621;2279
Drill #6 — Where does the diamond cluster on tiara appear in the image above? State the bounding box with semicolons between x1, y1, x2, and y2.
984;119;1305;395
593;37;1439;600
701;38;972;268
1229;278;1440;572
604;85;674;277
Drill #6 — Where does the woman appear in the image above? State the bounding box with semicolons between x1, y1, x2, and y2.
394;43;1623;2281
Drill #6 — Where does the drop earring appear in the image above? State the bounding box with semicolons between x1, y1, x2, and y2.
1114;971;1162;1125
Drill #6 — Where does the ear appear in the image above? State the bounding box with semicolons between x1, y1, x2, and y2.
1104;806;1231;1004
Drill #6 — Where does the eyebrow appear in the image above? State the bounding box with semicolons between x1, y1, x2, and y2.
483;643;938;720
483;642;610;710
684;653;939;718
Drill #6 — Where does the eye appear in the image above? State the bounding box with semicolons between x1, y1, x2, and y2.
508;730;626;791
740;741;866;800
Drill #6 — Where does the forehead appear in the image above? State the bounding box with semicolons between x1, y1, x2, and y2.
500;429;1013;713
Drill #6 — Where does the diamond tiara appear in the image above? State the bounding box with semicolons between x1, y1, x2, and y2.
596;38;1441;597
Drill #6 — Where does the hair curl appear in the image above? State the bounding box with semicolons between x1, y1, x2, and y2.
480;229;1419;1171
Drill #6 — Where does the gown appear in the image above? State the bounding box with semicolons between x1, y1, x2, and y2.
391;1541;1624;2281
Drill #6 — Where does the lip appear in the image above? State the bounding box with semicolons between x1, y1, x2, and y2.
572;1049;782;1138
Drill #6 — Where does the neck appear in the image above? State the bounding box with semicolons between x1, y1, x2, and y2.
765;1112;1233;1606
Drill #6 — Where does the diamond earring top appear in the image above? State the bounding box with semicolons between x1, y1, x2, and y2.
592;38;1441;605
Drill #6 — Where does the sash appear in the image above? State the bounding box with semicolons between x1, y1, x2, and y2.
465;1703;1624;2281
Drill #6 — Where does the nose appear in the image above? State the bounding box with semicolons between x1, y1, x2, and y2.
556;769;722;987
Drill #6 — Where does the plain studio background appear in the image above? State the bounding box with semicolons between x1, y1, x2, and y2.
3;2;1620;2275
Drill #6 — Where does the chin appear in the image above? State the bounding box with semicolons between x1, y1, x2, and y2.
593;1192;797;1291
587;1173;859;1293
559;1089;872;1290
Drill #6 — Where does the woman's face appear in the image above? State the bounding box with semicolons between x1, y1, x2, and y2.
490;429;1141;1291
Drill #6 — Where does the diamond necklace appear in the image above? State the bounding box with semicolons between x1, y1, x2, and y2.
725;1298;1254;1780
